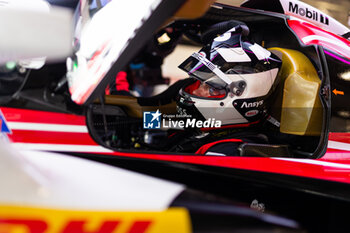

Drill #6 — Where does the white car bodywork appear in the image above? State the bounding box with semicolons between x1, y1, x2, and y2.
0;141;184;210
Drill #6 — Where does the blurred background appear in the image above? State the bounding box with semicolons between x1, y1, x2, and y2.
217;0;350;26
300;0;350;26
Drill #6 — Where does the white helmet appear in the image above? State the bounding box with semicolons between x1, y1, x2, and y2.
177;22;281;129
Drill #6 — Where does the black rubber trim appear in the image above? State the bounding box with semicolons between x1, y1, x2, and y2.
342;32;350;40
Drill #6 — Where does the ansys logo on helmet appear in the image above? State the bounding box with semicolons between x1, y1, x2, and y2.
143;110;221;129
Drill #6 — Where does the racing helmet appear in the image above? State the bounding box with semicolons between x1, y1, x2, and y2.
177;21;282;128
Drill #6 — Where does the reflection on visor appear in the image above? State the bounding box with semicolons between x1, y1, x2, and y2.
194;83;227;98
179;52;233;90
184;80;227;98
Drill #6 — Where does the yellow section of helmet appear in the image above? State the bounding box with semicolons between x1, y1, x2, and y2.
269;47;323;136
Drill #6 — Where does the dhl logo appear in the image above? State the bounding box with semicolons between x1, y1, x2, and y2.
0;206;191;233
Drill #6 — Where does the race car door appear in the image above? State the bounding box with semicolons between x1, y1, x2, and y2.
67;0;215;105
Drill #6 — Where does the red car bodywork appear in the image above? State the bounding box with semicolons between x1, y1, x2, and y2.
3;107;350;185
